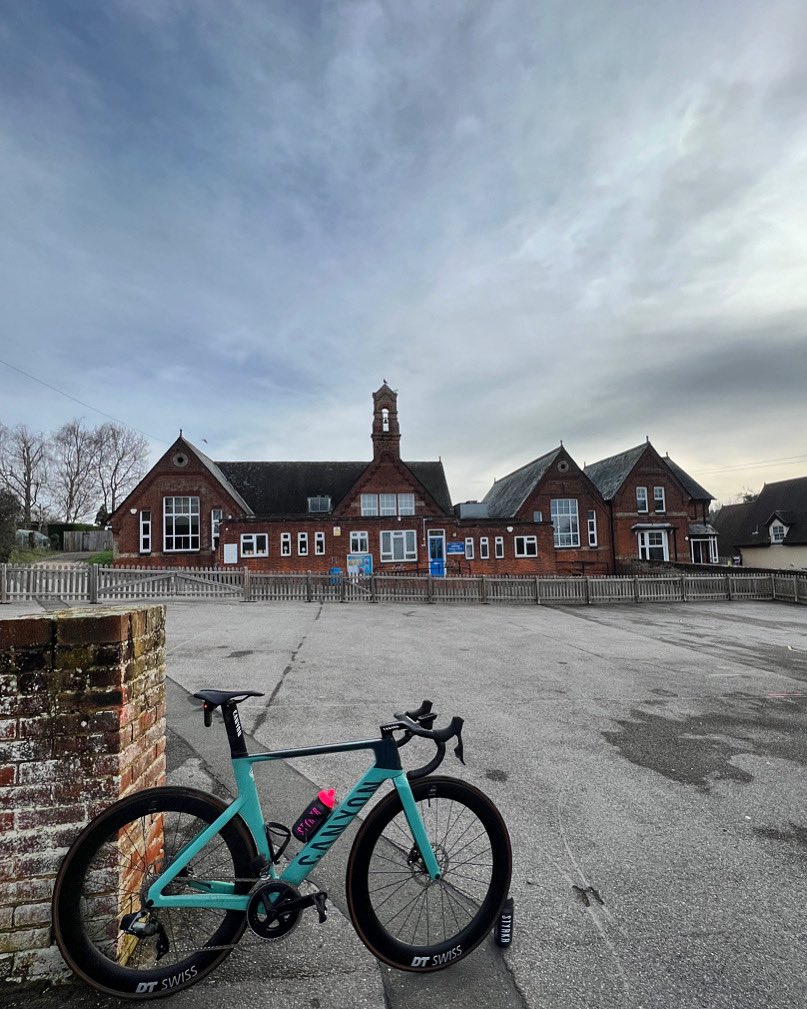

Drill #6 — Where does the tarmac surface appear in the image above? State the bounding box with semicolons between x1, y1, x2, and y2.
2;597;807;1008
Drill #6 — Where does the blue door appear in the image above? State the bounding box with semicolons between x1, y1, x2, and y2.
428;531;446;577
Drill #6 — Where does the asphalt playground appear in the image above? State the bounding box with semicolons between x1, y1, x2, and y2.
3;596;807;1008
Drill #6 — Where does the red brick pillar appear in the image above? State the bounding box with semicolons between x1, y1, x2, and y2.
0;605;166;983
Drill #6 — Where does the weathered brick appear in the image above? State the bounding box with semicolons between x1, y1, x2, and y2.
12;901;51;928
15;804;85;831
0;619;53;651
0;925;51;953
56;611;129;646
0;604;165;980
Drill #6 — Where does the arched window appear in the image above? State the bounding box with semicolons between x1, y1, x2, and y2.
381;408;390;432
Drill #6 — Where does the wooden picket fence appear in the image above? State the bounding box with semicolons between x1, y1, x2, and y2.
1;564;806;608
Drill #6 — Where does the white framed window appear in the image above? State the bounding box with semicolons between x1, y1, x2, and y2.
587;509;598;547
211;509;222;549
308;496;331;513
514;535;538;557
298;532;309;556
361;492;416;516
533;511;543;523
480;536;490;560
636;487;648;513
280;532;291;557
164;497;200;552
139;510;151;553
638;530;669;561
315;531;325;555
653;487;666;513
465;537;475;559
380;529;417;562
379;493;397;516
495;536;504;559
240;533;268;557
350;530;369;553
770;522;787;543
551;499;580;548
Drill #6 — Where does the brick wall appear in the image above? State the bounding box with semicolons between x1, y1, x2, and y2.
0;606;166;984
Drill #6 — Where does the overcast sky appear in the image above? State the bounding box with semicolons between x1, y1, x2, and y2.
2;0;806;507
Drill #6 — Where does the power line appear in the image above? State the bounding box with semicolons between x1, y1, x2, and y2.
695;453;807;477
0;357;164;443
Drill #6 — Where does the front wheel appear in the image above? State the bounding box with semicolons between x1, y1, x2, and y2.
345;776;512;971
52;786;257;999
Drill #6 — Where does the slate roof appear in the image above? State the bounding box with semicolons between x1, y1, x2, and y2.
216;460;453;517
713;477;807;548
482;447;562;518
711;503;753;556
192;445;254;515
583;445;646;500
584;444;713;502
663;456;712;501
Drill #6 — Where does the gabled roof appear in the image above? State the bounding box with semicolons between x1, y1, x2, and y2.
405;462;453;514
215;459;453;517
663;456;712;501
584;443;713;502
192;444;254;515
583;445;646;500
714;476;807;548
482;447;563;518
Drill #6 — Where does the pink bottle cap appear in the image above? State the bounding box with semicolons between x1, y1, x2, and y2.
318;788;336;808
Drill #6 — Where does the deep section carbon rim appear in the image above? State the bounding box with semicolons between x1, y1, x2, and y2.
347;777;511;970
52;787;255;998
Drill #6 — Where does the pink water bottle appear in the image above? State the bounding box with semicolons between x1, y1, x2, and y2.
292;788;336;842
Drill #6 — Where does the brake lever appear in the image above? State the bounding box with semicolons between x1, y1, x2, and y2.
454;729;465;765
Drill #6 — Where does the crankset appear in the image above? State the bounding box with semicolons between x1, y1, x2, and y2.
246;881;328;940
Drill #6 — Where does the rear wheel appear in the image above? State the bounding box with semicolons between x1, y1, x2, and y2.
52;786;257;999
345;776;512;971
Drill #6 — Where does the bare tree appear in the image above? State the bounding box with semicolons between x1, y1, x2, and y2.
95;422;149;515
50;419;99;522
0;423;49;527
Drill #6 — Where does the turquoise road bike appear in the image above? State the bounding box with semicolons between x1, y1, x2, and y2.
52;690;513;999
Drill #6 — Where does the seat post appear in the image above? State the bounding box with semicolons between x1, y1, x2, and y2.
221;701;249;759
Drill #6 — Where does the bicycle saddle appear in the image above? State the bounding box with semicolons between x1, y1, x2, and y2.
193;689;265;708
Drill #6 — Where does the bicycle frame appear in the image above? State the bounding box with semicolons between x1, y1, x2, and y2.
146;735;442;912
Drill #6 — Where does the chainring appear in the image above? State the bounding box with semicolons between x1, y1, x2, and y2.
246;880;302;941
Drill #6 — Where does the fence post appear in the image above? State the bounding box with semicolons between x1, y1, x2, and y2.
0;563;6;604
306;574;313;603
534;577;541;604
770;573;776;600
480;576;488;604
340;573;347;603
794;576;799;604
427;575;434;604
89;564;98;604
243;568;251;602
585;578;591;605
680;575;687;602
370;575;377;603
725;573;733;601
633;576;640;603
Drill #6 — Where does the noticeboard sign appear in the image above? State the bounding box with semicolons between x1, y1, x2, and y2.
446;541;466;555
347;553;373;576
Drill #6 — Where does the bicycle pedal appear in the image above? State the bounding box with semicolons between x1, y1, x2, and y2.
310;891;328;924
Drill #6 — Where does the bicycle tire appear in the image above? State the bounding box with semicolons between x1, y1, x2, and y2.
52;786;257;1000
345;775;512;971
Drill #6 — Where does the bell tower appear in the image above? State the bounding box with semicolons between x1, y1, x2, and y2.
372;382;401;462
